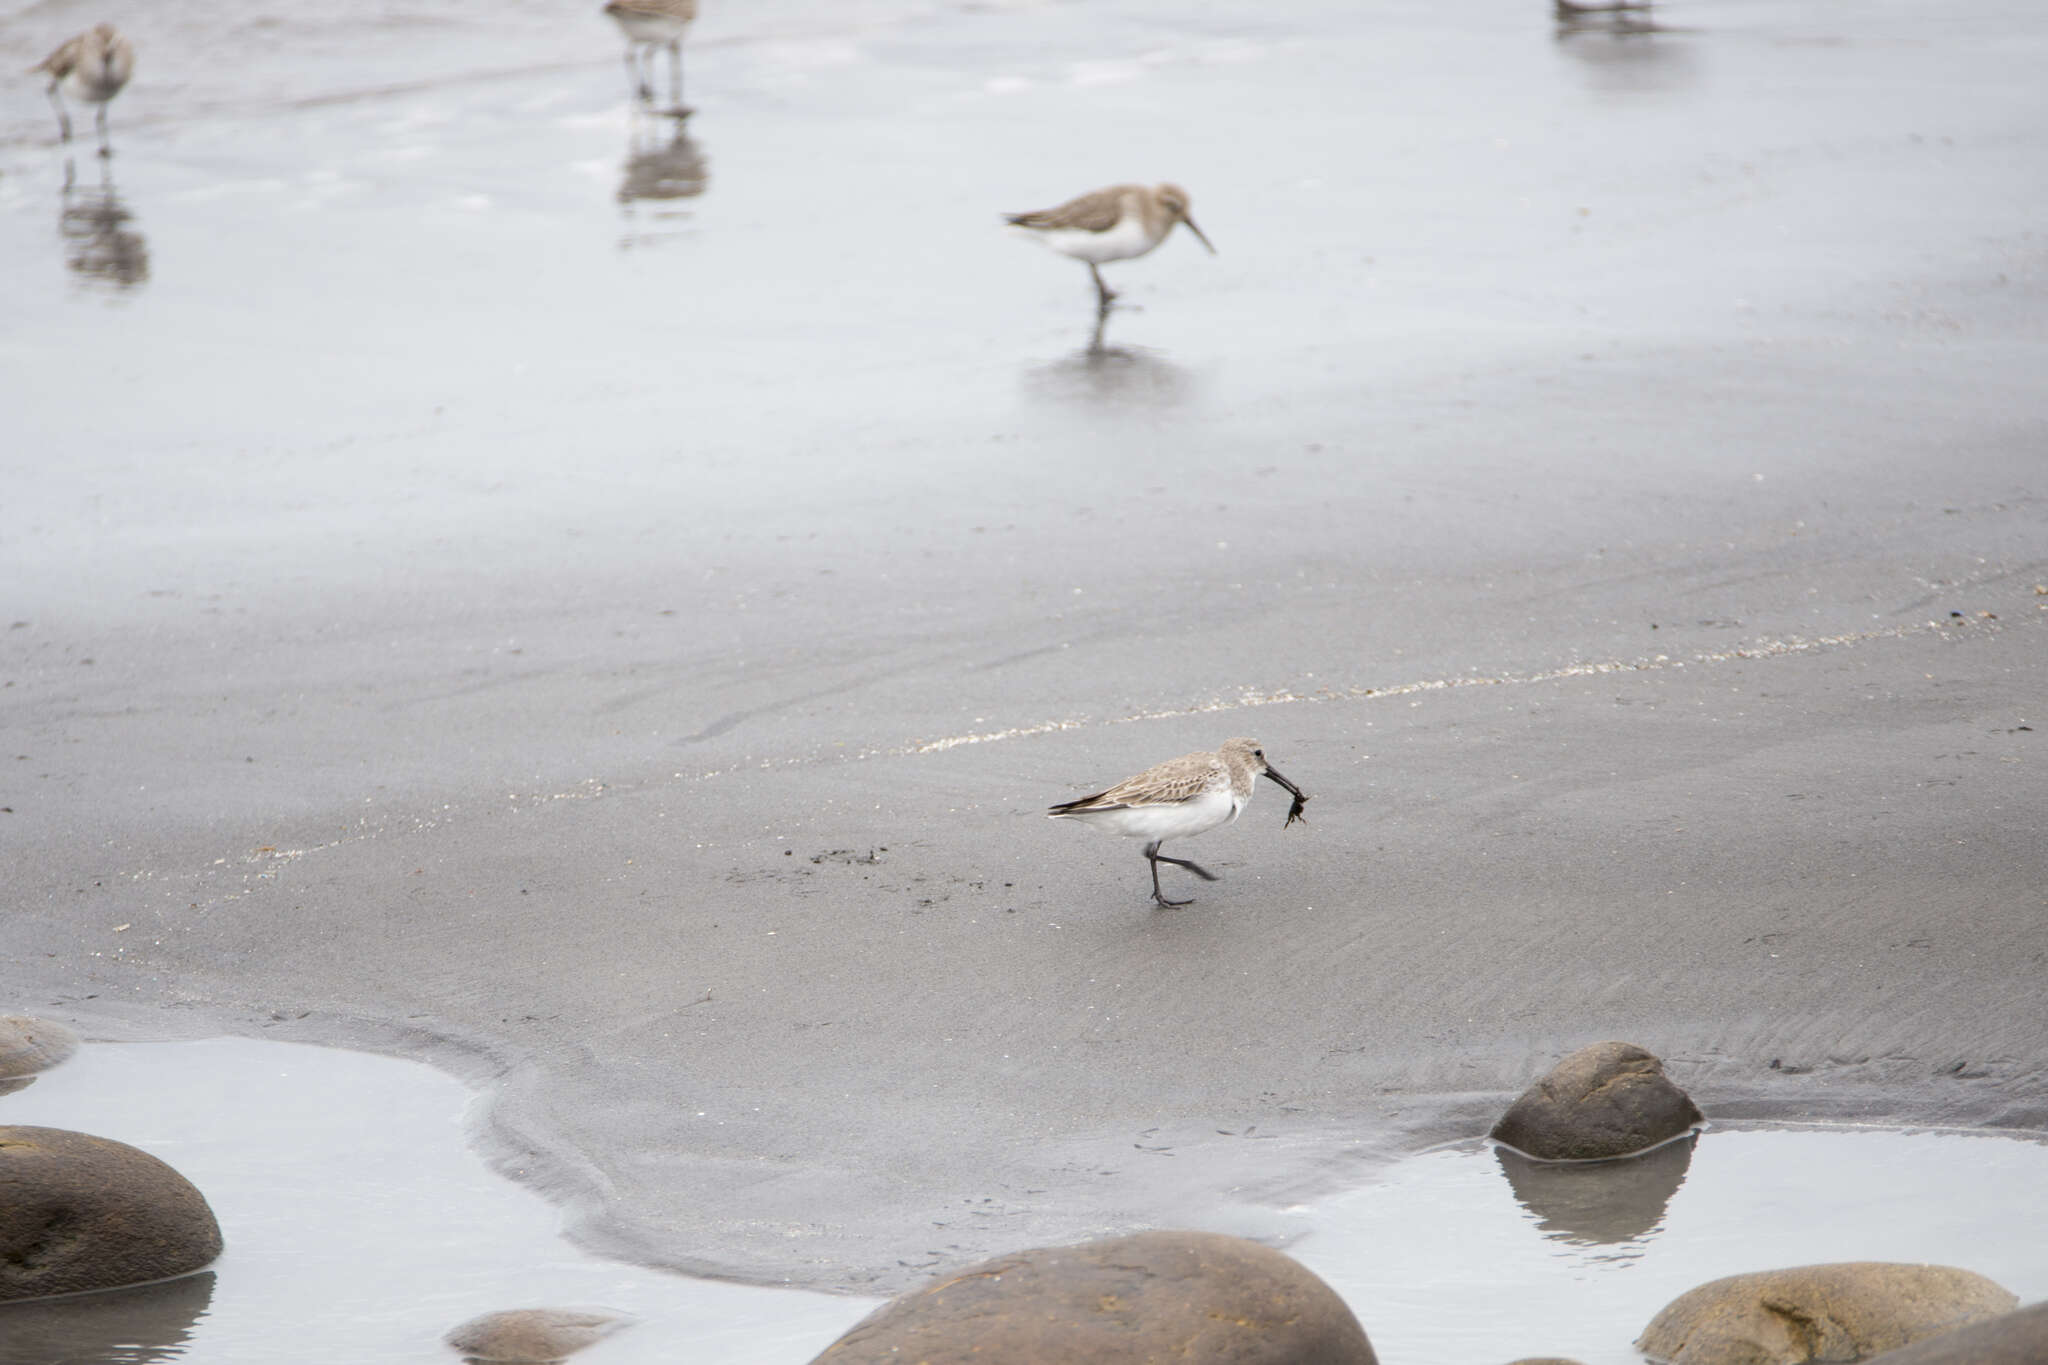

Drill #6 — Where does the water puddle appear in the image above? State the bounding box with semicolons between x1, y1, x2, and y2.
0;1039;878;1364
1292;1127;2048;1365
2;1040;2043;1364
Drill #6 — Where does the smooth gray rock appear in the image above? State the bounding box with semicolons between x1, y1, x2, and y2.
444;1307;635;1361
1491;1041;1703;1161
1859;1300;2048;1365
1637;1262;2019;1364
0;1125;224;1302
810;1229;1378;1365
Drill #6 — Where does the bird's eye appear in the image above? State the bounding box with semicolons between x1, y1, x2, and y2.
1254;749;1264;758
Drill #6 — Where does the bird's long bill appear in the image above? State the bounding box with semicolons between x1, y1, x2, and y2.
1262;764;1305;801
1180;214;1217;254
1263;764;1309;827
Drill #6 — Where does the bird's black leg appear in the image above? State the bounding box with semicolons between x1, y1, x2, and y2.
1089;263;1117;311
667;40;691;116
1145;841;1216;908
96;102;111;157
1156;853;1219;881
1145;843;1190;908
48;86;72;144
625;46;651;102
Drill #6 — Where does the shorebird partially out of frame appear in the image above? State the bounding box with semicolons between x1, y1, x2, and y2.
1006;182;1215;313
603;0;697;113
1049;738;1309;908
33;24;134;153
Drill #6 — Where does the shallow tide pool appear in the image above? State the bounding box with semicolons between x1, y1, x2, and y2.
0;1039;2042;1364
1292;1126;2048;1364
0;1039;877;1365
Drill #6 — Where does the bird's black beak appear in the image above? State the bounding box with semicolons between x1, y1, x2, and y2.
1181;214;1216;255
1263;764;1309;827
1263;764;1304;800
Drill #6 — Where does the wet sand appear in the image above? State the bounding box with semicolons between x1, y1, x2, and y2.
3;0;2044;1295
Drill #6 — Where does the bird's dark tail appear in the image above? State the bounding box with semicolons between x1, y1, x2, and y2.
1047;790;1111;816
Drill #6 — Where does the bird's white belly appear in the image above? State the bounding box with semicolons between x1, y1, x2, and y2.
1076;788;1240;844
63;64;126;103
1027;213;1160;265
610;10;690;43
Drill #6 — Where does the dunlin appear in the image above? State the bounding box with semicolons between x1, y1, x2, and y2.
1049;737;1308;908
604;0;697;112
1006;182;1215;311
33;24;134;152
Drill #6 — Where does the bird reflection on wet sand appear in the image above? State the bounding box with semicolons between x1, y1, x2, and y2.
1026;315;1192;410
1554;0;1655;31
616;113;708;249
1553;0;1684;50
60;158;150;291
1555;1;1695;94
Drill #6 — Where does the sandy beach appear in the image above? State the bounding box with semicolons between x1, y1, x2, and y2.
3;0;2044;1297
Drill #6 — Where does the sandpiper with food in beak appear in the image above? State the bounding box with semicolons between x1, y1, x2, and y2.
1049;738;1308;908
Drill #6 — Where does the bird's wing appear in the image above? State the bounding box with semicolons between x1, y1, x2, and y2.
1005;185;1135;233
33;34;83;77
1048;787;1116;815
1051;752;1221;813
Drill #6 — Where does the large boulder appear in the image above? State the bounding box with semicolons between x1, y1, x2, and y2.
809;1229;1377;1365
0;1126;224;1301
1491;1042;1702;1161
1637;1263;2018;1364
1859;1301;2048;1364
444;1307;635;1361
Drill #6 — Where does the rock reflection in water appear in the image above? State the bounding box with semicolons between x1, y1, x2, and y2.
0;1270;214;1364
59;158;149;291
618;114;707;249
1494;1132;1696;1250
